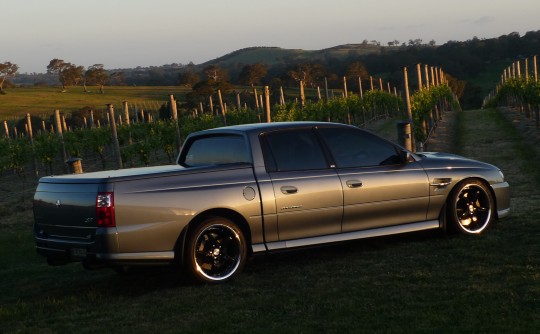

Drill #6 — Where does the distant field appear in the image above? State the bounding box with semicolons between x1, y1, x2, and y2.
0;86;191;119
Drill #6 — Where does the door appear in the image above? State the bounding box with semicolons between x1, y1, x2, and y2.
262;128;343;241
317;126;430;232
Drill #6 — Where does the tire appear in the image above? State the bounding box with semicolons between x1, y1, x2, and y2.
447;179;495;235
185;217;247;283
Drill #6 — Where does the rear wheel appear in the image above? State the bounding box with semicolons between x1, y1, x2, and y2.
447;179;494;234
185;217;247;283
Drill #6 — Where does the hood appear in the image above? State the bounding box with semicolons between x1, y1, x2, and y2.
416;152;497;170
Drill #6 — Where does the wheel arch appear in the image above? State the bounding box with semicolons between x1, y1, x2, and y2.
174;208;253;265
446;176;498;216
445;176;496;234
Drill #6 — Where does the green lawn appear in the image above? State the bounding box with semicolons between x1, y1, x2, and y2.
0;108;539;333
0;86;191;119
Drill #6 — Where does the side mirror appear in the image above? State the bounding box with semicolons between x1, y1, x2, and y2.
400;150;412;164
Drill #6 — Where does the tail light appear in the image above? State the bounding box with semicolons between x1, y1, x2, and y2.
96;192;115;227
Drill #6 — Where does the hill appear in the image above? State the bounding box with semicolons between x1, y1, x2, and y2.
202;44;385;67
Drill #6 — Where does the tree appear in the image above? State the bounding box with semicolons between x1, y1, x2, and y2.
346;62;369;80
109;72;125;86
178;67;200;87
0;61;19;92
239;63;268;87
192;80;215;98
203;65;228;83
408;39;423;46
85;64;108;93
47;59;83;90
288;63;326;88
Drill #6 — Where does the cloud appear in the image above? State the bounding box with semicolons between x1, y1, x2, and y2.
406;24;426;29
473;16;496;24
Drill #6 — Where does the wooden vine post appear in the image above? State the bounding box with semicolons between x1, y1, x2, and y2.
122;101;130;126
54;110;68;173
299;80;305;108
424;65;430;90
198;102;204;115
402;67;413;152
264;86;271;123
324;77;329;102
343;77;348;98
217;89;226;125
236;93;242;111
169;94;182;153
26;113;39;177
3;120;9;140
534;55;538;82
209;95;214;115
416;64;423;91
62;115;67;132
107;104;123;169
253;87;260;110
534;55;539;127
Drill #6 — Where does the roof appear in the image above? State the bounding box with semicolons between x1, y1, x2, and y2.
193;121;354;136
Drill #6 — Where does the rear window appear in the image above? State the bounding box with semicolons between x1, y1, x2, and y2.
180;135;251;167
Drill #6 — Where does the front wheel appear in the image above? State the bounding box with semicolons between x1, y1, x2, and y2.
447;179;495;234
185;217;247;283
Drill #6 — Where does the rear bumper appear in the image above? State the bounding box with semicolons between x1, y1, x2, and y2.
35;228;175;266
35;226;118;264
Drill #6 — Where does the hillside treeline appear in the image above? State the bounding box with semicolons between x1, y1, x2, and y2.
11;30;540;108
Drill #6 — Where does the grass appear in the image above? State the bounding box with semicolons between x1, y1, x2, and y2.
0;86;191;119
1;108;539;333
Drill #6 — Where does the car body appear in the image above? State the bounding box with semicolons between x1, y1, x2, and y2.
33;122;510;283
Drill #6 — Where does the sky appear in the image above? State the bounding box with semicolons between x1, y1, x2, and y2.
4;0;540;73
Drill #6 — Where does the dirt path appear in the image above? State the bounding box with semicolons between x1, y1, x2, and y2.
425;110;456;153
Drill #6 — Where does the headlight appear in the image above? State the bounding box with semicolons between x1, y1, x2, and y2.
498;170;505;181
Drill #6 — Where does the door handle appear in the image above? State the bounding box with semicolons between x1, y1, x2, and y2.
346;180;363;188
280;186;298;194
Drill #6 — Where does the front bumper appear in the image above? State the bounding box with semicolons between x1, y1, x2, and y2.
491;181;510;219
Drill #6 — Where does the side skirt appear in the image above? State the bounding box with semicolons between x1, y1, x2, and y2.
253;220;440;253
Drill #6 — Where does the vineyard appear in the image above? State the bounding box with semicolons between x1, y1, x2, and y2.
0;66;457;183
484;55;540;128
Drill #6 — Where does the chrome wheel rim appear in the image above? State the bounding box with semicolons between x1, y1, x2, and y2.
454;184;492;233
193;224;242;281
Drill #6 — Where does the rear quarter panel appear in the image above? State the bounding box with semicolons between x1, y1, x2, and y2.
113;166;262;253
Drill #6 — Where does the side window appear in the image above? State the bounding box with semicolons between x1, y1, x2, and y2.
263;129;328;172
318;127;400;168
180;135;250;166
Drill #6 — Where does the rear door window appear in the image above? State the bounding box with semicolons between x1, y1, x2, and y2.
180;135;250;166
262;129;329;172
